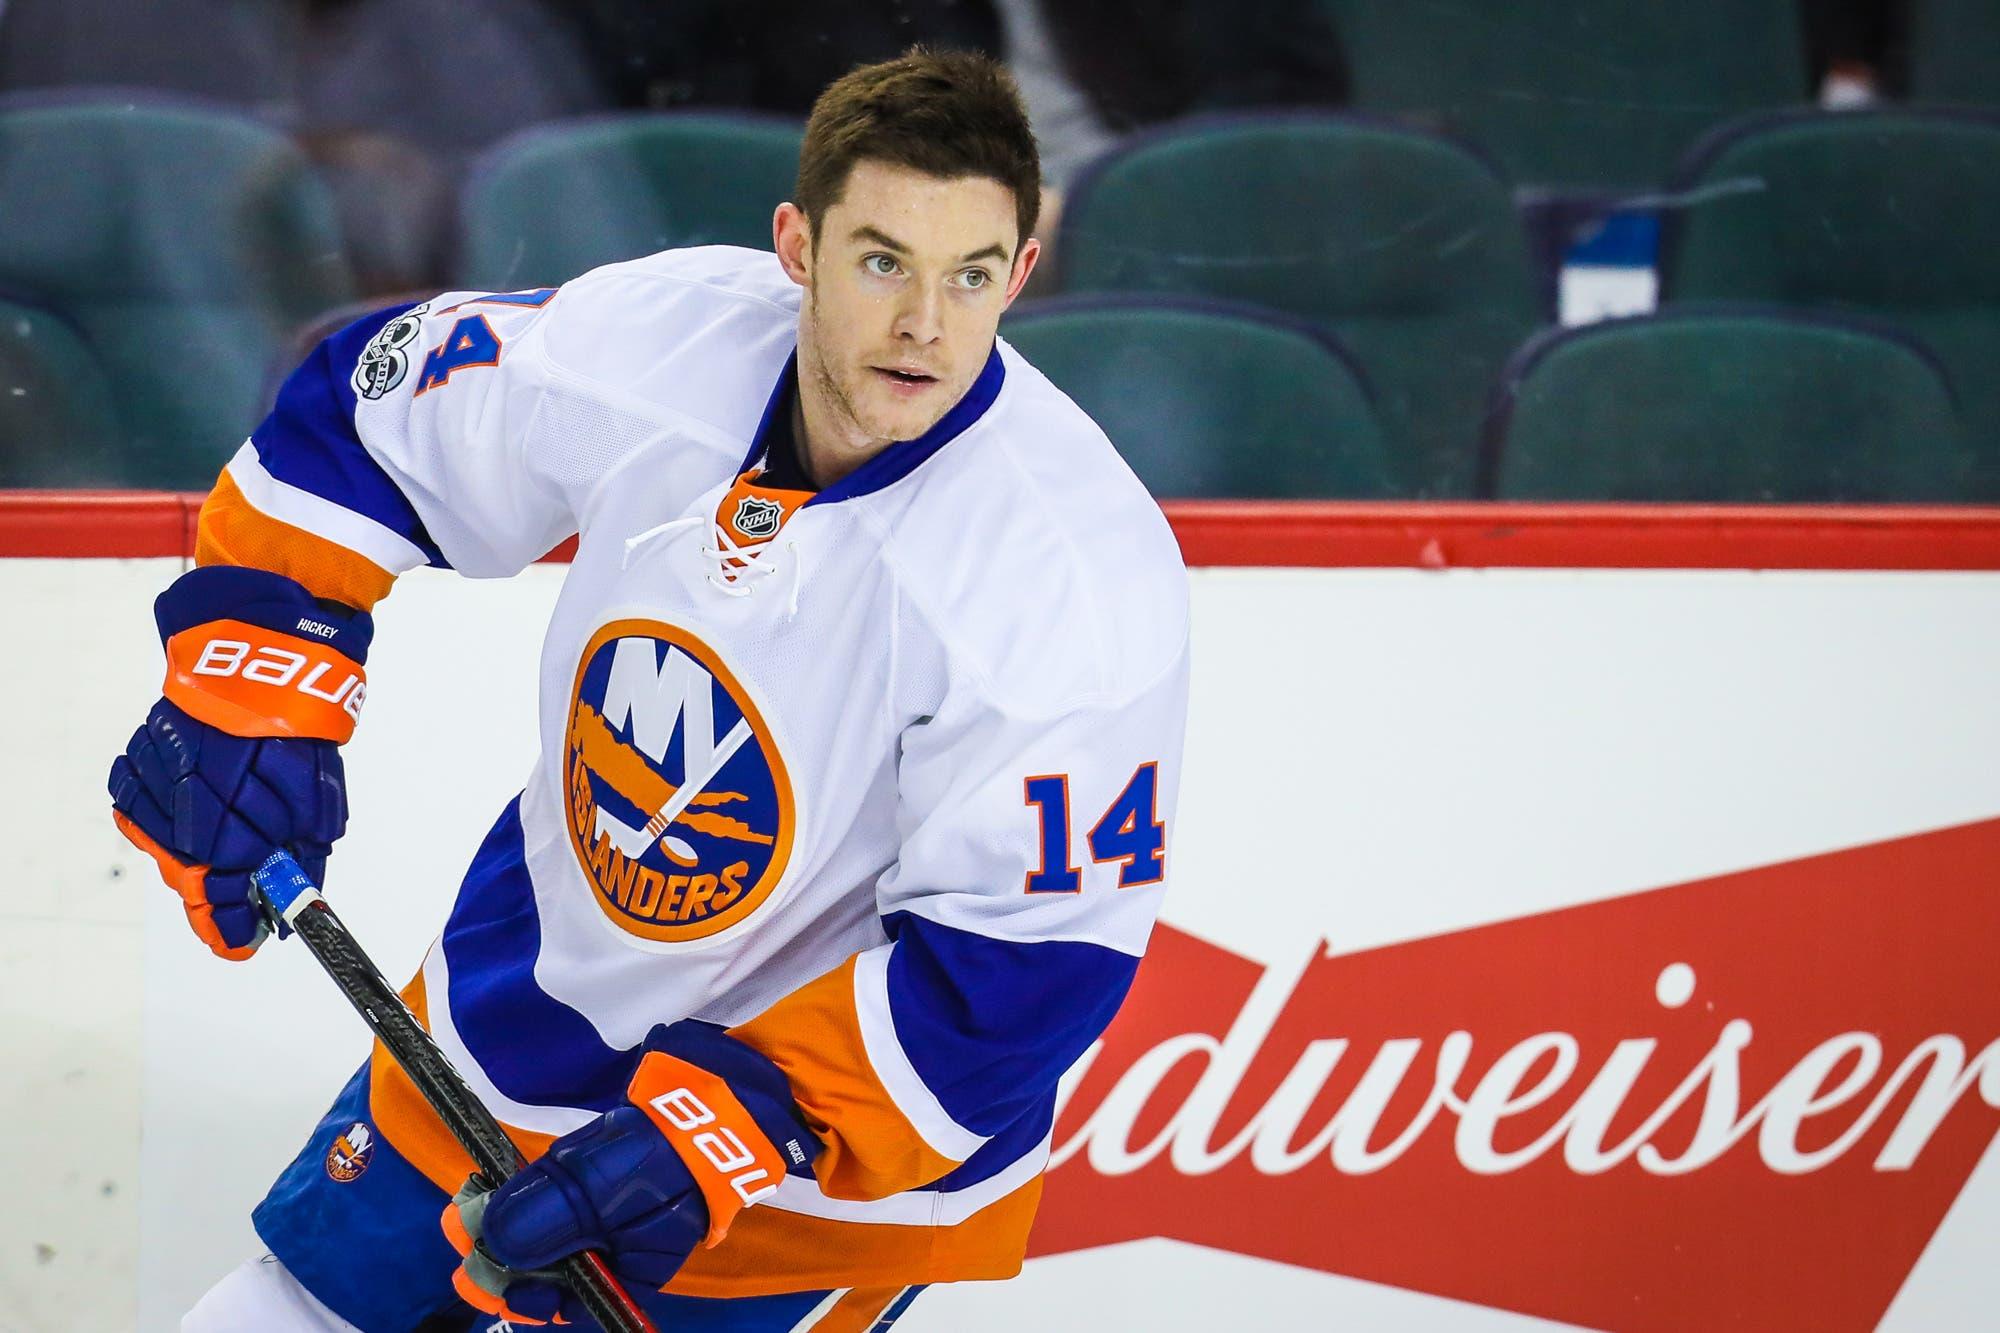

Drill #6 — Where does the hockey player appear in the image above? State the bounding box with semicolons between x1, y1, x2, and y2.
109;48;1188;1332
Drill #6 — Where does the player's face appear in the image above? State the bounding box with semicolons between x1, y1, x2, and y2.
778;160;1040;472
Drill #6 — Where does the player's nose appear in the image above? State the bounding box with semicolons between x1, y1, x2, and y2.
890;282;944;343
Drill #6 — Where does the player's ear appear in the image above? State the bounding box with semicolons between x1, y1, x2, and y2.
774;204;812;286
1002;237;1041;308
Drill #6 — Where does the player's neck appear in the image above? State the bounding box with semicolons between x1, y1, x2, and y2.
793;373;886;492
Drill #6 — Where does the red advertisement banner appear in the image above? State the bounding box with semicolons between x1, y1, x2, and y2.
1037;819;2000;1330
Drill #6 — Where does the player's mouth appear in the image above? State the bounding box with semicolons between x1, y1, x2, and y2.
872;365;940;396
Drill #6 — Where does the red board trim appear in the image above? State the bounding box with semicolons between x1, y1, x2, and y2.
7;491;2000;570
1162;500;2000;570
0;492;197;559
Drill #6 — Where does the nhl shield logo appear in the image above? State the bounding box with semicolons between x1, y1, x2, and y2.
564;619;795;943
324;1122;374;1182
731;495;786;542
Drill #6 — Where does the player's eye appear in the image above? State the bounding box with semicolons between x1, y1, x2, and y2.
863;253;900;277
955;268;991;291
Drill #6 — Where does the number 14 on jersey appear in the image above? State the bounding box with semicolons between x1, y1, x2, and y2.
1023;764;1166;894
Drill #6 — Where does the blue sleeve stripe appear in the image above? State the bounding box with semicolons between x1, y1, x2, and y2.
882;911;1140;1138
250;303;448;568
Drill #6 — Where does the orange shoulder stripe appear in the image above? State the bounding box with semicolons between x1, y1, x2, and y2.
197;470;397;611
728;957;960;1202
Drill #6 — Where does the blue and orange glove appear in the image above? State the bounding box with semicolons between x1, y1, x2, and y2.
443;1022;819;1326
107;565;371;960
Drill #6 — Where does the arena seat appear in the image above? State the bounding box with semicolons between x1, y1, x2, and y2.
1002;295;1397;499
1315;0;1809;193
0;297;129;485
1480;306;1970;501
1908;0;2000;106
456;113;804;290
1055;113;1537;496
0;95;355;488
1660;109;2000;484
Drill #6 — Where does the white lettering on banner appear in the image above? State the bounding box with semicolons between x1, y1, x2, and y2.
1453;1032;1580;1173
1052;960;2000;1180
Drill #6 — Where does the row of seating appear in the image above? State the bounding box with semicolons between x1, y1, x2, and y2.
2;96;1995;498
10;0;1998;199
463;106;2000;497
8;284;1969;503
1054;107;2000;495
1313;0;2000;193
1002;297;1983;503
0;96;353;486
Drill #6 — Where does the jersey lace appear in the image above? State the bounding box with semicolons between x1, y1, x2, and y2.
622;514;806;616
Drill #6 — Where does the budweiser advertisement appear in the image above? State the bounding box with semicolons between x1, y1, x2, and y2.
1036;825;2000;1331
7;499;2000;1330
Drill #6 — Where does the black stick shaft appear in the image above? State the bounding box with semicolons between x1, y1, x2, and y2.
285;897;658;1333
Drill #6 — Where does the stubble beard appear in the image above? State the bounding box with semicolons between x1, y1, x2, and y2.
800;286;950;467
802;286;877;462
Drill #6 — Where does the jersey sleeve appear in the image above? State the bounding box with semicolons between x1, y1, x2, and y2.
730;633;1191;1201
196;290;574;609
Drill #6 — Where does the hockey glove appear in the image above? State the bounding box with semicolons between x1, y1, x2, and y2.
107;566;370;960
443;1022;819;1325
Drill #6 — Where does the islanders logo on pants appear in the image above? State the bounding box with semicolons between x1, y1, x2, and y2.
564;619;794;942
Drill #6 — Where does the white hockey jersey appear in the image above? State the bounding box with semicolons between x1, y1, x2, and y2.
201;246;1189;1295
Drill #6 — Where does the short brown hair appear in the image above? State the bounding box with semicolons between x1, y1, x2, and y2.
796;47;1041;247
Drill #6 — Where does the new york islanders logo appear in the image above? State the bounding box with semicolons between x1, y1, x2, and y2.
564;619;794;943
324;1122;374;1182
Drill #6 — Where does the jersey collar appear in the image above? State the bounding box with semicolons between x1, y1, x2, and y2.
741;344;1007;507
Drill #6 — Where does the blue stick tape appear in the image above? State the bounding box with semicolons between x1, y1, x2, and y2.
252;849;319;920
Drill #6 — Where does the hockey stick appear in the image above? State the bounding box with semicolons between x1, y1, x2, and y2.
251;850;660;1333
596;716;754;862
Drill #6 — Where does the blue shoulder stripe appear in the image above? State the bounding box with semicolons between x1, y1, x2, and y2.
882;911;1139;1140
440;799;630;1113
251;303;448;568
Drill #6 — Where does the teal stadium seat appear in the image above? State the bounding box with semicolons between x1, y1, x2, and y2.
0;298;128;485
1002;296;1397;499
1055;113;1538;496
1909;0;2000;106
1661;110;2000;491
1480;307;1970;501
1315;0;1809;193
457;114;804;290
0;95;355;487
